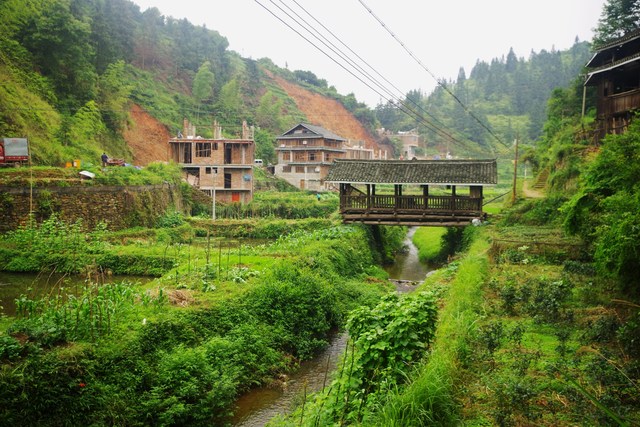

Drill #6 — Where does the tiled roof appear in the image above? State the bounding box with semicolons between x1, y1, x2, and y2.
277;123;346;141
592;28;640;52
325;159;498;185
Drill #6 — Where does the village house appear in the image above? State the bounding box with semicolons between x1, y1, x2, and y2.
169;119;255;203
274;123;346;191
377;128;422;159
274;123;388;191
585;28;640;141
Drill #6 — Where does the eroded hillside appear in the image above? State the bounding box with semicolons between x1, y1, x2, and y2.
124;104;172;166
124;80;386;165
271;75;385;152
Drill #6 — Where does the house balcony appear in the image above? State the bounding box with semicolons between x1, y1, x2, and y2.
598;88;640;117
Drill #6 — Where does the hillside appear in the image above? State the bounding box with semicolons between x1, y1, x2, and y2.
0;0;388;167
124;104;171;165
270;74;381;150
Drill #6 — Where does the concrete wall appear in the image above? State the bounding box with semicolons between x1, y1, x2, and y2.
0;184;184;232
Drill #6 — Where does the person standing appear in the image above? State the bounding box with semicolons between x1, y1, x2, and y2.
101;152;108;167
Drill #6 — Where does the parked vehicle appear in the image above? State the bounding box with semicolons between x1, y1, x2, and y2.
0;138;29;165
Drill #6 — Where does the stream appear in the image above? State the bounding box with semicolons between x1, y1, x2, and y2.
231;227;432;426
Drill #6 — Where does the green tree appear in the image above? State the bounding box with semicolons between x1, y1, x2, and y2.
562;119;640;291
254;128;276;164
255;91;284;132
217;78;242;125
21;0;97;109
592;0;640;46
67;100;108;159
192;61;215;119
97;60;132;133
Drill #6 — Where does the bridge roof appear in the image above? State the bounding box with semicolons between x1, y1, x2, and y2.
326;159;498;186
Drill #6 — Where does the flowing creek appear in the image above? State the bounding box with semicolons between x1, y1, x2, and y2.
231;227;432;426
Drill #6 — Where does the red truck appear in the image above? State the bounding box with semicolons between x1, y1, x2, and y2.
0;138;29;165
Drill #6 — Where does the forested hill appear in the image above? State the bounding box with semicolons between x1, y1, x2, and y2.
376;41;592;156
0;0;379;166
1;0;592;166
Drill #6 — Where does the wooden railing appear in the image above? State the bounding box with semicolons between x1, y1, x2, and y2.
340;194;482;213
599;88;640;117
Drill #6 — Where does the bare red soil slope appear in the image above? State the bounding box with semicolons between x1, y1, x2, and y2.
271;74;385;152
124;104;171;166
124;78;386;163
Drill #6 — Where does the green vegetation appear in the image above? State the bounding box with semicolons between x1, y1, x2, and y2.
375;42;591;156
0;162;183;187
0;213;403;425
213;191;339;220
1;0;639;425
412;227;447;262
372;236;489;425
271;291;439;426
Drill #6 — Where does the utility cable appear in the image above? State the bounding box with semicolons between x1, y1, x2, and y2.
264;0;461;146
255;0;483;153
275;0;465;146
357;0;508;152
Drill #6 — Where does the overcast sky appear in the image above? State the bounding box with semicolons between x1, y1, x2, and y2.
130;0;606;107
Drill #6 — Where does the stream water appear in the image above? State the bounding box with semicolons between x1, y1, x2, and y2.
0;272;152;316
231;227;432;426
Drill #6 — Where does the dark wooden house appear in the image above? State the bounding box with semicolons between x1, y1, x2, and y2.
585;29;640;140
326;159;497;226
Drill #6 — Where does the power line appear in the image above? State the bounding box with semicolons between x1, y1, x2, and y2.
285;0;473;147
357;0;508;151
255;0;484;154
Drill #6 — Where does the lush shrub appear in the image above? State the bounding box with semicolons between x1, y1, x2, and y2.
501;195;567;226
143;346;237;426
561;119;640;290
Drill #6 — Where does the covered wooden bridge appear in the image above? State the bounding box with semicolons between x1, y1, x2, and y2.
325;159;498;226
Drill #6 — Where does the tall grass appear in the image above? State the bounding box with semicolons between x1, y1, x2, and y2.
370;234;489;425
412;227;447;263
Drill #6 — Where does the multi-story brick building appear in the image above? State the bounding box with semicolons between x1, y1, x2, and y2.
169;120;254;203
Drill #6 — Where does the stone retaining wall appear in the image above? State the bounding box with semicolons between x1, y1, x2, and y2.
0;184;184;232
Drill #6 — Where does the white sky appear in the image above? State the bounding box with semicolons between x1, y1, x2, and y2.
131;0;606;107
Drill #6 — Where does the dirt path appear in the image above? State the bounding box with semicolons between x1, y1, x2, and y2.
522;179;544;199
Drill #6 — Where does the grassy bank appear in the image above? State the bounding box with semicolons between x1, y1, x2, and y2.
412;226;447;263
370;233;490;425
0;217;406;425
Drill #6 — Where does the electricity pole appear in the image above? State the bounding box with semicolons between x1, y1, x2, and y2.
512;136;519;203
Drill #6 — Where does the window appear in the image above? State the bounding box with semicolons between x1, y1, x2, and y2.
195;143;211;157
283;166;292;173
295;166;305;173
283;152;291;161
308;152;316;161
